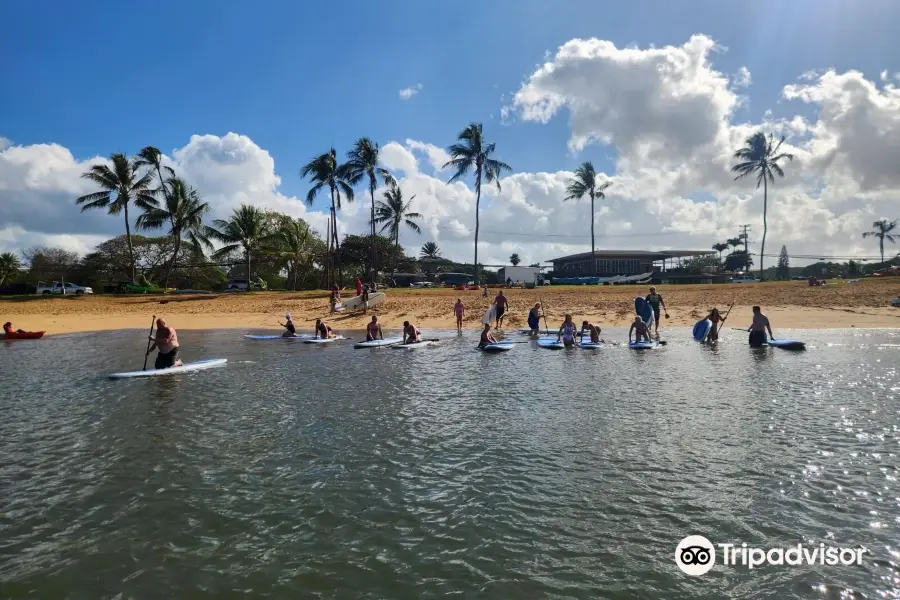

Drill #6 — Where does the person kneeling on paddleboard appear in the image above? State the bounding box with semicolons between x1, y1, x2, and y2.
314;319;335;339
527;303;543;336
581;321;603;343
280;313;296;337
402;321;421;344
557;314;577;348
479;323;498;348
746;306;773;347
149;318;183;369
629;316;651;344
706;308;725;342
366;316;383;341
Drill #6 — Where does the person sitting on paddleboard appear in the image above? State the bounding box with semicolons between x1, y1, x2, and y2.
148;318;183;369
557;314;577;348
402;321;421;344
645;287;669;334
629;316;651;344
454;298;465;333
494;291;509;329
314;319;335;339
365;316;383;341
280;313;296;337
3;322;25;334
527;303;543;336
479;323;498;348
746;306;773;347
706;307;726;342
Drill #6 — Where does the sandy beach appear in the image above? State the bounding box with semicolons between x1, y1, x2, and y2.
2;279;898;335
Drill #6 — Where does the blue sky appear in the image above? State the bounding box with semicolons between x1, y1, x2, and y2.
2;0;899;264
3;0;899;199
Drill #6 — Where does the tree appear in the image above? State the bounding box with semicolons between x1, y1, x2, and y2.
420;242;441;260
862;219;897;265
0;252;22;285
724;250;754;272
443;123;511;284
847;260;860;276
731;132;794;281
340;234;409;275
776;245;790;280
509;253;521;266
22;246;82;284
301;148;354;287
266;216;323;290
76;153;159;282
207;204;269;285
345;138;395;278
564;161;612;262
373;183;422;268
726;237;743;252
136;177;212;289
712;242;729;260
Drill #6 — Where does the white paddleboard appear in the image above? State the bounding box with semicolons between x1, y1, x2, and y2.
537;337;566;349
767;338;806;350
481;304;497;325
390;340;433;350
340;291;385;312
109;358;227;379
353;336;404;348
629;341;656;350
244;334;312;340
304;336;347;344
480;342;514;352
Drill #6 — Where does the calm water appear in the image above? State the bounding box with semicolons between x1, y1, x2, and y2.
1;327;899;599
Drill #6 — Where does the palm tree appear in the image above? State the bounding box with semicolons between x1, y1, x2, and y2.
420;242;441;260
207;204;268;287
0;252;22;286
443;123;511;284
136;177;212;289
76;153;159;282
510;253;521;266
267;217;314;290
345;138;395;278
726;237;743;252
731;132;794;280
373;183;422;268
712;242;729;260
301;148;354;286
564;162;612;261
862;219;897;265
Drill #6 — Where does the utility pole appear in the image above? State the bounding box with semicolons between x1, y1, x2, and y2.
739;224;751;254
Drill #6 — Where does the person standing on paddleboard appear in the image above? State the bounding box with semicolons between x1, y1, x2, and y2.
148;318;182;369
494;290;510;329
645;287;669;334
527;303;543;336
706;307;726;342
280;313;296;337
454;298;465;333
557;314;578;348
479;323;498;348
629;316;651;344
402;321;421;344
746;306;773;347
365;316;383;341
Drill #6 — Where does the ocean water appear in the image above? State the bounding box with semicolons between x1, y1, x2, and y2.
1;327;898;599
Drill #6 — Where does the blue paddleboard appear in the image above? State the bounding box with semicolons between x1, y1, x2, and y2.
579;341;604;349
537;338;566;349
634;296;654;324
479;341;515;352
629;341;656;350
692;319;712;342
767;339;806;350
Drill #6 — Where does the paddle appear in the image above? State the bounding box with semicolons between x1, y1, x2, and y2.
142;314;156;371
731;327;750;332
539;294;551;334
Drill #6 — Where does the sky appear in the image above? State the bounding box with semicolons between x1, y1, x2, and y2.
2;0;900;268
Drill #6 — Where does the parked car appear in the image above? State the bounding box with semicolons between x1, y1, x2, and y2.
225;278;266;291
36;281;93;294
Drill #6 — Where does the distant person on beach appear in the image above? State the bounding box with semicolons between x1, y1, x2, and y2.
362;285;370;314
355;276;362;297
402;321;421;344
454;298;465;333
330;284;340;314
482;286;489;298
527;303;543;336
646;287;669;334
366;316;383;341
280;313;296;337
494;290;510;329
706;307;726;342
557;314;577;348
148;318;182;369
314;319;335;339
746;306;773;347
629;315;651;344
479;323;498;347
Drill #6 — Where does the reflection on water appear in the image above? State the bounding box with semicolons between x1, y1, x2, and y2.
1;327;898;599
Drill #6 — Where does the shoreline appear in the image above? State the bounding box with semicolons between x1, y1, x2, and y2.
1;281;898;335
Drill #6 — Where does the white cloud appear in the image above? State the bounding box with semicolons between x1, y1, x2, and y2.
0;137;11;151
398;83;423;100
733;66;752;88
405;139;452;173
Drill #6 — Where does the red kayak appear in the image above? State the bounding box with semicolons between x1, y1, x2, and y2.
2;331;45;340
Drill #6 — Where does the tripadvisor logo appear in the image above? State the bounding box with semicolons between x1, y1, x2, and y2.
675;535;867;576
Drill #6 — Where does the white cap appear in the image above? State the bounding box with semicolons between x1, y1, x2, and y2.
285;313;292;319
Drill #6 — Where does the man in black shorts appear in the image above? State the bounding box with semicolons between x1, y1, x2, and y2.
494;290;510;329
645;286;668;334
148;318;182;369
